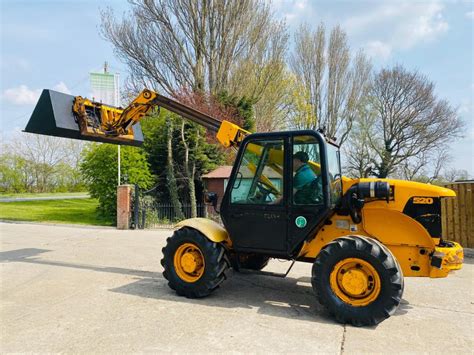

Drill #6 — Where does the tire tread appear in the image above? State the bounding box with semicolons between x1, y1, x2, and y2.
312;235;404;326
161;227;229;299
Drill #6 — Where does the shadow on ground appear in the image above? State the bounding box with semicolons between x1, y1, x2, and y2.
110;271;337;324
0;248;156;278
1;247;416;327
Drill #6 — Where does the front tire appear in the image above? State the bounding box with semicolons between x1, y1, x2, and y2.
312;236;403;326
161;227;229;298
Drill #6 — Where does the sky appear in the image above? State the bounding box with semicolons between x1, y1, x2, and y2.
1;0;473;175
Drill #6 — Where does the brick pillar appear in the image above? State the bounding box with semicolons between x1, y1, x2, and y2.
117;184;133;229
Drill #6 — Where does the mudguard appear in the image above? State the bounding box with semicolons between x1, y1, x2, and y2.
175;218;230;244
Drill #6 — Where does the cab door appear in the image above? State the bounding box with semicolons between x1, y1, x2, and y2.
220;134;290;256
287;133;332;256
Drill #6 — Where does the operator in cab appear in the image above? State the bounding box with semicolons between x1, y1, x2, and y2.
292;151;322;204
292;151;316;191
272;151;321;204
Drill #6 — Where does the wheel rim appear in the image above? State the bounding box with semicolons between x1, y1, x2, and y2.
173;243;205;283
329;258;381;307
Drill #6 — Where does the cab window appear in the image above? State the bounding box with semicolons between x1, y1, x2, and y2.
231;139;284;204
292;135;323;205
327;143;342;207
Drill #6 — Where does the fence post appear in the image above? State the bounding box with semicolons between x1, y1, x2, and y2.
117;184;133;230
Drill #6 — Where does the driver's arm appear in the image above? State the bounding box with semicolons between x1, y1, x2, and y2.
271;196;283;204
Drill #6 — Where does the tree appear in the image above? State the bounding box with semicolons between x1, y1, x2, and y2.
362;65;463;178
9;134;67;192
343;104;375;178
0;133;87;193
101;0;286;96
216;91;255;131
0;153;30;193
286;75;318;131
290;24;372;144
101;0;286;215
80;144;153;218
395;148;449;182
166;117;185;219
226;29;289;131
140;108;225;216
441;169;470;182
251;68;295;132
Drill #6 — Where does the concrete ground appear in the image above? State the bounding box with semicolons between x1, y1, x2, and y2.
1;222;472;354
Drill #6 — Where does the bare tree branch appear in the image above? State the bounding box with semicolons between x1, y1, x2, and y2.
364;65;463;178
290;24;371;144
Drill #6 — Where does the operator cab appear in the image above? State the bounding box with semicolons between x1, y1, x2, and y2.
220;130;342;258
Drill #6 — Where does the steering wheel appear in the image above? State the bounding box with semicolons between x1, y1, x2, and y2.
257;181;275;195
248;181;278;203
314;176;323;203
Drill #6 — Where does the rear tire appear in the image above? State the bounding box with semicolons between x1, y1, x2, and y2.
161;227;229;298
312;236;403;326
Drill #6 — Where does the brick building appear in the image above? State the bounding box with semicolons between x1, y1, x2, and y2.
202;166;233;210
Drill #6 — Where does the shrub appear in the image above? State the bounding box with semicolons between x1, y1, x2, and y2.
80;144;153;219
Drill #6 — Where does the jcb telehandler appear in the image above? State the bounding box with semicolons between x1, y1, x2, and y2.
26;88;464;326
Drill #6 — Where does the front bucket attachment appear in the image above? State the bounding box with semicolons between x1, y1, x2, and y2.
24;89;144;147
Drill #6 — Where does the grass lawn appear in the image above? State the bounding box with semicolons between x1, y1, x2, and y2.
0;192;89;198
0;198;113;226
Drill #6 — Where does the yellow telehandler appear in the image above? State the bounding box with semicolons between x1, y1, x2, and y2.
25;88;464;326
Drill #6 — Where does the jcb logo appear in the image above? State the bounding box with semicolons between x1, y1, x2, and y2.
413;197;434;204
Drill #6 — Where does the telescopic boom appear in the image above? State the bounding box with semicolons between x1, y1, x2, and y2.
72;89;249;148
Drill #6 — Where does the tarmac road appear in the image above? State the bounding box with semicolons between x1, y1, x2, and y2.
0;222;472;353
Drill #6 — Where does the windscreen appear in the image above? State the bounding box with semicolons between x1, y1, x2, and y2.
327;143;342;207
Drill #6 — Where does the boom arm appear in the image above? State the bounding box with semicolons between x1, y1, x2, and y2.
73;89;249;148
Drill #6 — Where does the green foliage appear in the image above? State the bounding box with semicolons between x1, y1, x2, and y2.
0;151;86;194
217;91;256;132
53;163;86;192
139;109;225;204
0;154;28;193
288;77;317;130
80;144;152;218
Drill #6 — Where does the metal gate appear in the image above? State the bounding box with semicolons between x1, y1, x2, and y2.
131;184;206;229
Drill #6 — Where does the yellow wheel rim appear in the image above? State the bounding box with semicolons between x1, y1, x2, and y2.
329;258;381;307
173;243;205;283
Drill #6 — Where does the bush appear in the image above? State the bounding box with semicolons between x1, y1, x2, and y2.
80;144;153;219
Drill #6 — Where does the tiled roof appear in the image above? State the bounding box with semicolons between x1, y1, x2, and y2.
202;166;233;179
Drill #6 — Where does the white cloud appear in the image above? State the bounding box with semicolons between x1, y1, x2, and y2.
53;82;71;95
2;85;41;105
295;0;307;10
2;82;71;105
364;41;392;60
281;0;311;23
466;11;474;20
343;1;449;55
398;5;449;49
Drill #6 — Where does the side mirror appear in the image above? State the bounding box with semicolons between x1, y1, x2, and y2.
204;192;219;212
